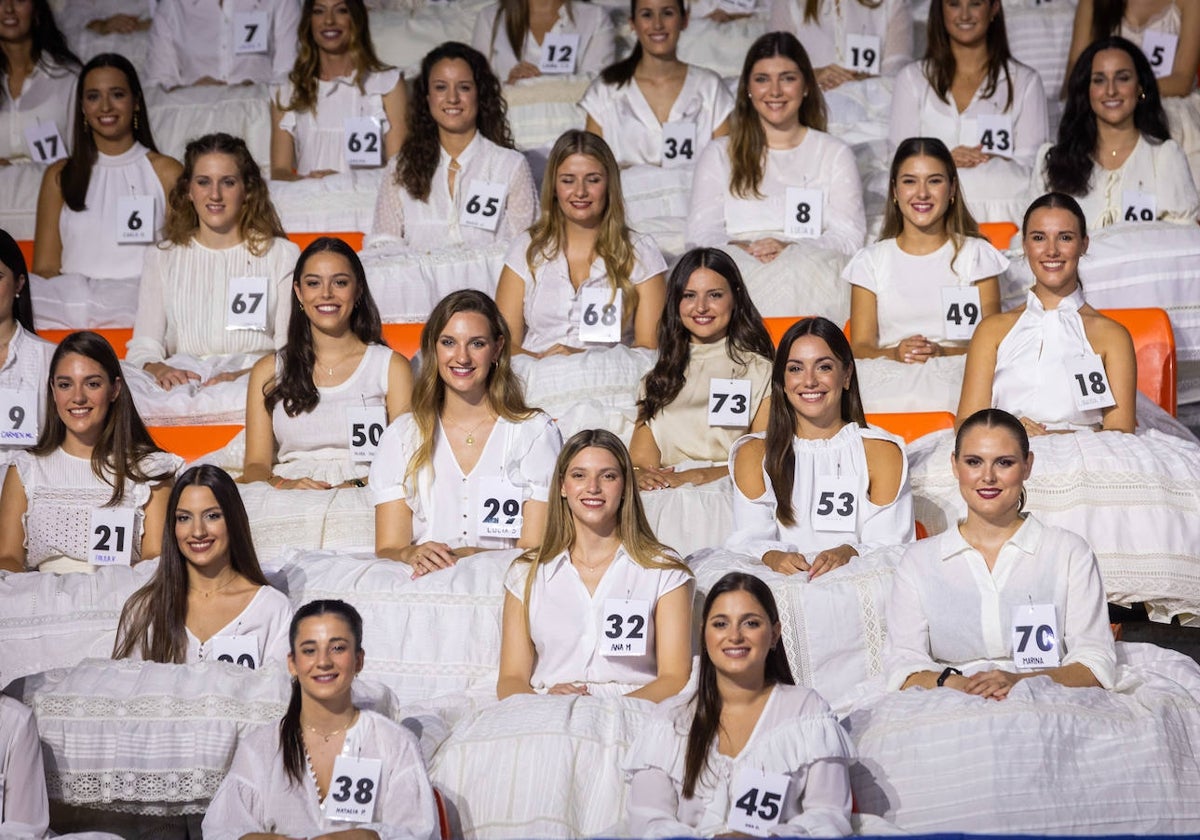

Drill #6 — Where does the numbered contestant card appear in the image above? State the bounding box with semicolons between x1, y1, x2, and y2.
0;388;37;445
728;767;790;836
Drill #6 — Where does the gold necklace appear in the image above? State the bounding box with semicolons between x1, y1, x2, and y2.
570;548;614;573
301;709;359;743
191;569;237;598
314;350;359;379
444;413;493;446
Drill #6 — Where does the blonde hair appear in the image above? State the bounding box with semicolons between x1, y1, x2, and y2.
526;130;637;323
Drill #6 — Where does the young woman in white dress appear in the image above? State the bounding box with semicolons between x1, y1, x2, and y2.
632;247;774;491
32;53;181;280
498;428;693;699
889;0;1047;224
0;229;53;461
846;137;1005;365
370;42;536;250
0;331;179;574
729;316;913;577
270;0;407;180
769;0;913;87
202;599;439;840
126;132;299;391
369;290;561;574
686;33;865;321
496;129;667;357
471;0;617;83
0;0;78;165
243;237;412;490
581;0;732;168
626;572;853;837
113;464;291;669
1036;36;1199;228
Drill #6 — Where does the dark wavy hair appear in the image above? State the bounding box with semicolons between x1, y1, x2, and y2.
278;0;392;116
282;599;365;786
1044;36;1169;196
637;248;773;423
0;229;35;331
33;331;172;505
112;466;269;663
923;0;1014;112
1022;191;1088;239
765;317;865;526
600;0;688;87
62;54;160;212
163;133;286;256
263;237;385;417
730;32;826;199
683;572;793;798
0;0;79;109
396;42;514;201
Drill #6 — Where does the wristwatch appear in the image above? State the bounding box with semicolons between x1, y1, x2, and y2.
936;666;962;687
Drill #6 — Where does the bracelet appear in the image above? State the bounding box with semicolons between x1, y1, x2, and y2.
936;666;962;687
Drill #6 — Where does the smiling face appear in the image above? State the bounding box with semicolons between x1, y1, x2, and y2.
435;310;501;400
0;0;34;43
748;55;805;131
296;251;358;333
560;445;624;532
51;352;120;447
287;614;363;704
174;484;231;573
1089;47;1140;131
427;57;479;137
554;153;608;227
310;0;352;54
679;266;733;344
1023;206;1087;297
631;0;686;60
952;424;1033;522
187;152;246;238
894;154;952;234
81;66;135;143
782;334;851;429
704;589;781;683
942;0;995;49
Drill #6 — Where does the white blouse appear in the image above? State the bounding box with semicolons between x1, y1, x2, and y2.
726;423;914;560
369;412;563;550
1031;136;1200;229
370;133;537;250
626;684;854;837
768;0;913;77
0;325;54;454
146;0;300;88
883;515;1118;690
504;546;693;695
579;66;734;167
471;0;616;82
59;142;167;281
13;448;182;574
186;586;292;668
0;695;49;837
274;68;402;176
126;237;299;368
203;709;439;840
888;60;1048;171
504;229;667;354
842;236;1009;346
687;133;866;257
0;58;78;162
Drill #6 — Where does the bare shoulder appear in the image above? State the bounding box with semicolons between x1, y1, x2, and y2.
732;436;767;496
1081;307;1134;350
148;152;183;183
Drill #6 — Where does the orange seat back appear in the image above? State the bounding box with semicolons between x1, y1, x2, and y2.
287;231;365;252
979;222;1018;251
382;322;424;359
866;411;955;444
38;327;134;359
148;424;243;462
17;240;34;272
1099;307;1176;416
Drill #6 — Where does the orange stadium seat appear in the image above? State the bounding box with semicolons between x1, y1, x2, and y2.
287;231;364;252
1101;307;1177;416
148;425;242;462
17;239;34;271
382;322;424;358
978;222;1018;250
38;327;133;358
866;411;955;443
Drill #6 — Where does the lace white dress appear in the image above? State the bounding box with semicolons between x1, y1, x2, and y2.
907;287;1200;623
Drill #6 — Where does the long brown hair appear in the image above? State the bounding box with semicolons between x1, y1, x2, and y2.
112;466;270;663
487;0;579;61
162;133;286;257
0;0;79;109
277;0;392;116
729;32;826;199
527;130;638;323
765;318;866;526
683;573;793;798
923;0;1014;111
795;0;880;24
515;429;689;619
33;332;173;505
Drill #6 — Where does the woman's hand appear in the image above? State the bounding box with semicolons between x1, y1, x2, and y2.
203;369;250;386
507;62;541;83
636;466;676;491
807;544;856;579
547;682;590;695
402;541;458;578
893;335;942;364
745;237;787;263
307;169;338;179
0;158;10;167
964;668;1023;700
144;362;201;390
87;13;149;33
815;64;860;91
1019;415;1048;437
271;477;333;491
704;8;752;21
763;550;810;575
951;144;989;168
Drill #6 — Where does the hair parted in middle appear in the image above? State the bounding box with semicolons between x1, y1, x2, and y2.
923;0;1014;112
